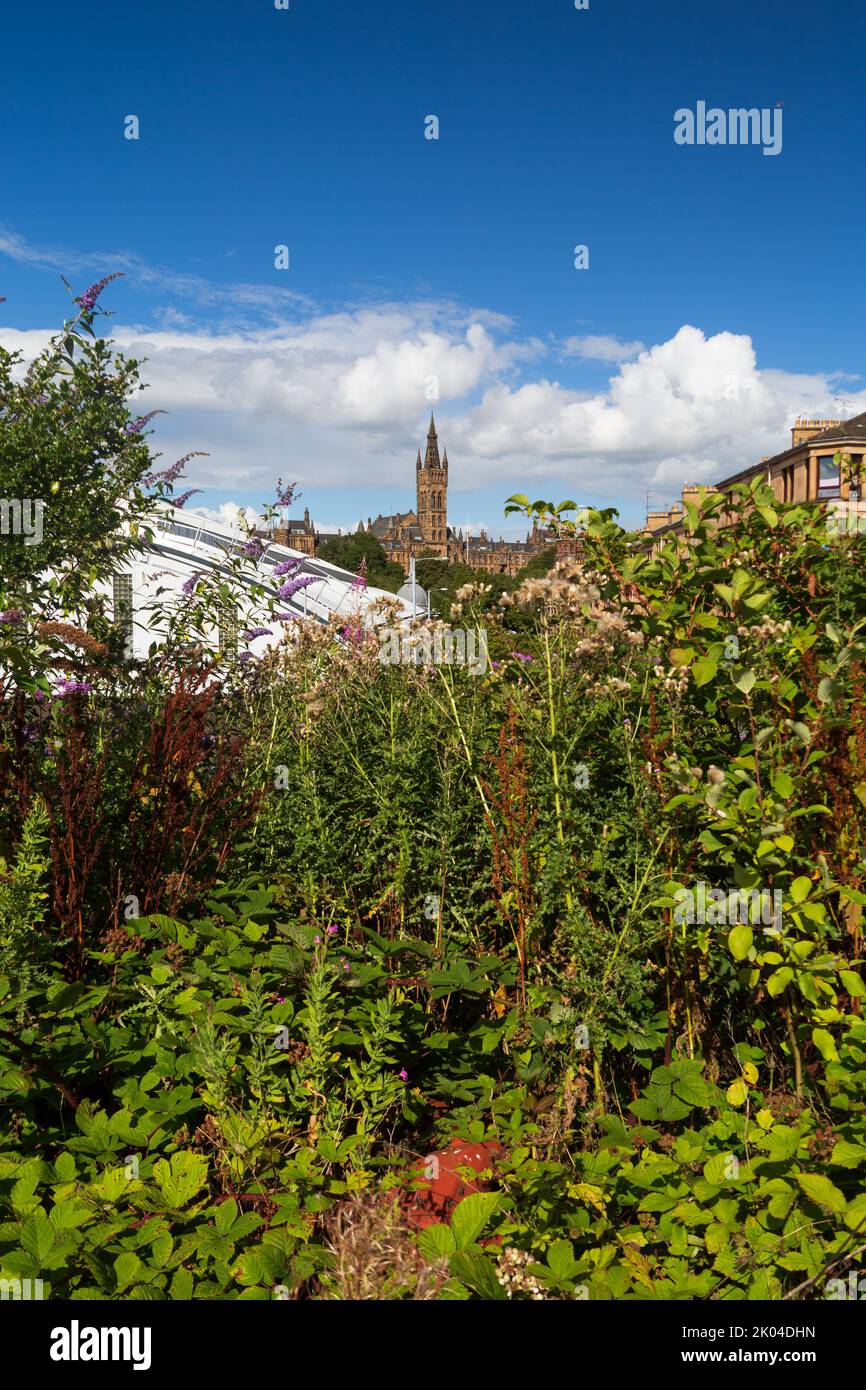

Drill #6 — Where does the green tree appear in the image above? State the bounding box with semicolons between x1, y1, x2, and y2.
316;532;403;592
0;278;163;690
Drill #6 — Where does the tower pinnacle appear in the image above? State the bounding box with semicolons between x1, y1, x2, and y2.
423;413;441;470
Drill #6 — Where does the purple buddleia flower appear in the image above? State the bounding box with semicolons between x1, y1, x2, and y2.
239;652;254;662
181;572;203;596
278;574;321;601
174;489;202;509
0;609;23;625
76;272;123;313
143;451;208;488
273;558;302;577
241;627;272;641
124;410;163;436
275;478;298;508
274;612;297;621
55;679;93;697
243;537;265;559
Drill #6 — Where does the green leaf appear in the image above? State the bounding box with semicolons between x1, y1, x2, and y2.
451;1192;499;1251
628;1098;659;1121
726;1078;749;1106
743;590;773;611
170;1267;194;1300
416;1223;456;1259
839;969;866;998
150;1232;173;1267
114;1251;143;1291
449;1248;505;1300
638;1191;679;1212
829;1138;866;1168
811;1028;838;1062
794;1173;847;1215
672;1071;714;1108
20;1212;55;1262
845;1192;866;1233
766;967;793;997
735;670;757;695
53;1152;76;1183
153;1152;208;1210
669;647;695;668
728;925;753;961
703;1153;736;1186
789;876;812;904
658;1095;693;1122
692;658;718;687
215;1198;238;1235
547;1238;579;1280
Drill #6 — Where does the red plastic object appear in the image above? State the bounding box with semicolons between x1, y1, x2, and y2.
401;1138;502;1230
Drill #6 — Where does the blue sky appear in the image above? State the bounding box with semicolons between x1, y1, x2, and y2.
2;0;865;534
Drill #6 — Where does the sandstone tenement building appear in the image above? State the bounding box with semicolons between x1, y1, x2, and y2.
643;413;866;547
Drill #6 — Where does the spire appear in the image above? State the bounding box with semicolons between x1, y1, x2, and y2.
423;413;441;470
442;446;448;465
416;448;422;469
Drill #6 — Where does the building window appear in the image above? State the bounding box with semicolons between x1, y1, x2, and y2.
817;455;841;498
847;454;862;500
112;573;134;656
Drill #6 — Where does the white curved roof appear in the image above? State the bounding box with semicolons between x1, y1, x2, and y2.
108;504;424;660
149;505;418;625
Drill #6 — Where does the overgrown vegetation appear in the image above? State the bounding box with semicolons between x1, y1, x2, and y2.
1;297;864;1300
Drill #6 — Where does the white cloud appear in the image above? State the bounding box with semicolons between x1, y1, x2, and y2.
445;325;863;498
183;502;267;533
562;334;646;362
0;224;313;321
1;234;860;512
